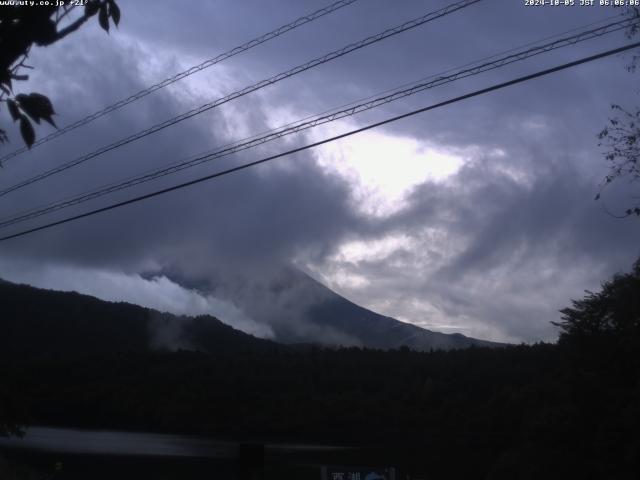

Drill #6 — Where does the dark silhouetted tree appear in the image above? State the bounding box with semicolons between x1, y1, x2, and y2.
0;0;120;150
554;258;640;342
596;7;640;216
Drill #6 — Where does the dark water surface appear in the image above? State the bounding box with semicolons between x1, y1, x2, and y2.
0;427;358;479
0;426;344;457
0;426;238;458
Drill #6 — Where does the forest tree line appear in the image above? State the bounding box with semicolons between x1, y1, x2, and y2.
0;260;639;478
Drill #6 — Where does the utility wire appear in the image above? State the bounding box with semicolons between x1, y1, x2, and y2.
0;0;360;164
0;16;635;230
0;0;482;198
0;14;632;225
1;41;637;244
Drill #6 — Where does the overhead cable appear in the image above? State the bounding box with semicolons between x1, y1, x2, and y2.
0;0;361;164
0;16;635;229
1;41;637;243
0;0;482;197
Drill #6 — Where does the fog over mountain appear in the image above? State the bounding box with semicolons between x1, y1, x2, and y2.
147;265;501;349
0;259;499;351
1;273;496;354
0;0;639;343
0;279;279;357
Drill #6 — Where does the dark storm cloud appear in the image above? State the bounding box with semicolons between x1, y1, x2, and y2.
0;13;363;270
1;0;639;342
313;141;640;341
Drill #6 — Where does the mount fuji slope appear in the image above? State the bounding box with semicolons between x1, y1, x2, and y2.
158;267;503;351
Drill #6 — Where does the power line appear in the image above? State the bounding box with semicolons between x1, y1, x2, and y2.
0;0;361;164
0;0;482;198
0;16;635;230
1;41;637;244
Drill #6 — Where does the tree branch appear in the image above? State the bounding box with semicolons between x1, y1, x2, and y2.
47;12;91;45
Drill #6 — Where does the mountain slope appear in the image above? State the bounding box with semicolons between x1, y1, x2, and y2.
306;285;498;350
155;267;502;350
0;279;278;358
285;270;502;350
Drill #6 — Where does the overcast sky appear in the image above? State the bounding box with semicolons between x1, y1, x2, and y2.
1;0;639;343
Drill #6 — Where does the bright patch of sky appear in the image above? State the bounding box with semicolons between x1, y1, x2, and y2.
311;120;466;216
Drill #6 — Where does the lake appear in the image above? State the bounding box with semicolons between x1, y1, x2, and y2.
0;426;360;479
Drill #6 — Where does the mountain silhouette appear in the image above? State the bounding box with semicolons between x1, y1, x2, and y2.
0;279;278;358
149;266;502;350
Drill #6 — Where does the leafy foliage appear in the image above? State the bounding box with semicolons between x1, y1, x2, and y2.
596;7;640;215
597;104;640;216
554;258;640;342
0;0;120;151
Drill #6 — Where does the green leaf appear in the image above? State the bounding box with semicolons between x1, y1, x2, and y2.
7;99;20;122
0;70;12;92
42;115;57;128
99;4;110;32
16;94;40;124
28;93;55;116
85;1;100;16
40;113;57;128
15;93;56;126
38;94;54;114
19;116;35;148
108;0;121;26
32;19;58;46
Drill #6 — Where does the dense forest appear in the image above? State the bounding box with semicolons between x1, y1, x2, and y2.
1;260;639;478
0;279;278;358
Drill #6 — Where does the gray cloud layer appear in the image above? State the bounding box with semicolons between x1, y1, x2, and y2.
0;0;639;342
